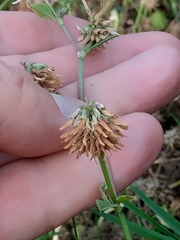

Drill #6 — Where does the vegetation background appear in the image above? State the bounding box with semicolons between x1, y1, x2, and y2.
3;0;180;239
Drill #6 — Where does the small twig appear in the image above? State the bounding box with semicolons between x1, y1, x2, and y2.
154;157;180;164
94;0;117;19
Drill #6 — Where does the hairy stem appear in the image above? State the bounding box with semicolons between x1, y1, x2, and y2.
98;155;132;240
78;51;86;101
99;155;117;202
57;18;79;52
116;207;132;240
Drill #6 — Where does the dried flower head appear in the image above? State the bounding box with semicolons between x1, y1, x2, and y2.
21;62;62;92
77;19;118;47
77;1;118;49
60;101;128;159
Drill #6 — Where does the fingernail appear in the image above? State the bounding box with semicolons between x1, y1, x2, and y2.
50;93;85;119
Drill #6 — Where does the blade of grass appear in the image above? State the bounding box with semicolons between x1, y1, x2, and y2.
130;185;180;236
92;209;175;240
169;112;180;126
0;0;13;10
123;201;178;239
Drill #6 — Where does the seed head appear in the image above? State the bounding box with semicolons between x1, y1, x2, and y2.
77;0;118;50
60;101;128;159
21;62;62;92
77;16;119;49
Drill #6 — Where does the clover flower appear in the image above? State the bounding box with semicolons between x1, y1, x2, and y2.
77;18;118;47
21;62;62;92
76;0;119;49
60;101;128;159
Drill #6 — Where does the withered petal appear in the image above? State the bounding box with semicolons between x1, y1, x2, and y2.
98;118;113;133
60;119;75;131
95;123;108;138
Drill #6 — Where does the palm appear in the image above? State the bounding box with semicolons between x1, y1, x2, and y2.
0;11;180;240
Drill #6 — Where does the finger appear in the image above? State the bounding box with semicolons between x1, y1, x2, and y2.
0;46;178;158
0;113;163;240
1;29;180;86
0;11;85;55
1;12;180;61
60;45;180;114
0;62;83;158
0;152;19;167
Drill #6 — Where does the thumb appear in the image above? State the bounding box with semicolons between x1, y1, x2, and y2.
0;62;83;158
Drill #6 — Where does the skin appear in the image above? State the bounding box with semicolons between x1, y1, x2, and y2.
0;11;180;240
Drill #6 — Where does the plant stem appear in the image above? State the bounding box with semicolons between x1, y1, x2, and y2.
129;0;138;12
72;217;79;240
56;18;79;52
78;53;86;101
133;2;144;33
95;0;117;19
99;155;117;202
43;0;79;52
116;207;132;240
98;155;132;240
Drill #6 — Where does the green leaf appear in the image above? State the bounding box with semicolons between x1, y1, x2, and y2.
130;185;180;236
86;34;119;55
0;0;12;10
123;201;178;239
99;184;110;202
52;1;62;15
92;209;175;240
96;199;118;212
35;230;57;240
30;3;56;20
116;195;135;203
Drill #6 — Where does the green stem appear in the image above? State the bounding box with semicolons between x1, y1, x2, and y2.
116;207;132;240
78;53;86;101
72;217;79;240
143;6;148;18
98;155;132;240
133;2;144;33
57;18;79;52
99;155;117;202
129;0;138;12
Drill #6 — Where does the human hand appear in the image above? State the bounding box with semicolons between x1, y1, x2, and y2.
0;11;180;240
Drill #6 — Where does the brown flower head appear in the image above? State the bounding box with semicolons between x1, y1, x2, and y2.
21;62;62;92
77;18;118;49
60;101;128;159
77;1;119;49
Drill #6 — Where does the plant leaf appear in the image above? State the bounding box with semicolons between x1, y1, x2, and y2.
99;184;111;202
96;199;118;212
130;185;180;236
85;34;119;54
92;209;175;240
0;0;12;10
123;201;178;239
116;195;135;203
30;3;56;20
